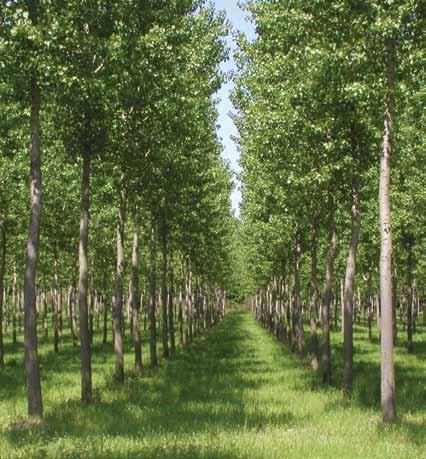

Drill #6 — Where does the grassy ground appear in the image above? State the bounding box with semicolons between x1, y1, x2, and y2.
0;310;425;458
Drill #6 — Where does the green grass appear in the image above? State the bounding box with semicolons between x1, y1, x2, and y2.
0;311;425;458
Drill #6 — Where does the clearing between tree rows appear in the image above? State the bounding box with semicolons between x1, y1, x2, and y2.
0;310;424;459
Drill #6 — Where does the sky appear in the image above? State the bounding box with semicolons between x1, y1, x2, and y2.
212;0;256;216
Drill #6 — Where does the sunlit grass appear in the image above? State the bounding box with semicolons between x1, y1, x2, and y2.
0;311;425;458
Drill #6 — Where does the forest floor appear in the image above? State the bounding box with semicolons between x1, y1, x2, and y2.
0;310;425;458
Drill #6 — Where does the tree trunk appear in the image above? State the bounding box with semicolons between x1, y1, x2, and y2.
0;218;6;367
53;248;60;353
12;262;17;344
149;220;158;367
113;182;125;383
322;198;337;385
406;235;414;353
79;151;92;404
310;219;319;371
168;249;176;355
343;181;361;394
379;39;396;423
161;222;169;358
131;210;142;371
294;231;305;355
24;74;43;418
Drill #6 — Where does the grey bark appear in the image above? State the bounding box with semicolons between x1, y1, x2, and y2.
380;39;396;423
168;249;176;355
161;223;169;358
0;218;5;367
322;198;337;385
113;182;125;383
131;210;142;371
24;74;43;417
310;219;319;371
149;220;158;367
79;151;92;404
343;182;361;393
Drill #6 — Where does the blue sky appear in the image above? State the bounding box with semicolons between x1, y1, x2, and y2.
212;0;256;216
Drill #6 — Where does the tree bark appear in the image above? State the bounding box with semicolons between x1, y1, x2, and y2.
406;234;414;353
12;262;17;344
113;181;125;383
161;222;169;358
310;219;319;371
149;220;158;367
379;39;396;423
0;218;6;367
343;181;361;393
53;248;60;353
24;74;43;418
293;231;305;355
131;209;142;371
79;151;92;404
322;197;337;385
168;249;176;355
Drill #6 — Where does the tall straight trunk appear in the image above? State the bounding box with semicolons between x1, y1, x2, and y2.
367;273;373;342
161;223;169;358
392;265;398;344
178;264;184;346
187;265;193;343
379;39;396;423
310;219;319;371
70;255;78;346
113;182;125;383
406;235;414;353
343;181;361;393
149;220;158;367
294;231;305;355
103;271;108;344
0;218;5;367
24;74;43;418
131;210;142;371
12;262;17;344
53;249;59;353
79;151;92;404
322;198;337;385
168;250;176;355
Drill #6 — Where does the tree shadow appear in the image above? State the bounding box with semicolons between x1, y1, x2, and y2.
4;312;296;454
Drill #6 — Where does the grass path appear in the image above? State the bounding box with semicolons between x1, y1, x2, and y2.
0;310;425;458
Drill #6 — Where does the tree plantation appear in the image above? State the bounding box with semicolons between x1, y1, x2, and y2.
0;1;425;458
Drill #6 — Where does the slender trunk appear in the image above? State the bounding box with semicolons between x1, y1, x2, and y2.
343;181;361;393
113;182;125;383
12;263;17;344
322;197;337;385
168;249;176;355
131;210;142;371
161;223;169;358
24;74;43;418
0;218;6;367
406;235;414;353
379;39;396;423
310;219;319;371
79;151;92;404
367;273;373;342
149;220;158;367
392;265;398;344
179;264;184;346
53;248;59;353
294;231;305;355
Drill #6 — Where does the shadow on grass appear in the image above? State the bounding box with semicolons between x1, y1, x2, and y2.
278;319;426;447
5;311;296;453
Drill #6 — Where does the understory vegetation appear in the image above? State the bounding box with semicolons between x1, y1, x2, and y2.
0;311;424;459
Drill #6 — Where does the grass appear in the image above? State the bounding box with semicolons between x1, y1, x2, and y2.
0;310;425;458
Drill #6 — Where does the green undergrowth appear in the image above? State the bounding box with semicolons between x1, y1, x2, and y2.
0;311;425;458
